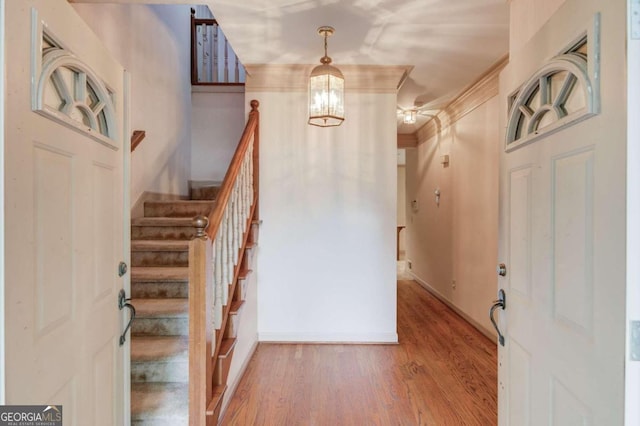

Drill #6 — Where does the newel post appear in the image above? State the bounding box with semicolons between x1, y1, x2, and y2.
188;215;213;425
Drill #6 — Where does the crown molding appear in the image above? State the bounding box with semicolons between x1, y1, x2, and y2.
245;64;413;94
415;55;508;145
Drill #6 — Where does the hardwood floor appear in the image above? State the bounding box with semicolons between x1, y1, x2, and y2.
221;280;497;425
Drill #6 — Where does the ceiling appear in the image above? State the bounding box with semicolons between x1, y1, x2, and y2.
205;0;510;133
70;0;510;133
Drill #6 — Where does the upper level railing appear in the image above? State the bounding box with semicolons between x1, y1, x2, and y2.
188;100;259;424
190;8;245;85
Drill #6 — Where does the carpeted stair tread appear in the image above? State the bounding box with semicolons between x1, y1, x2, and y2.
144;200;216;218
132;267;189;282
133;298;188;318
132;217;197;227
131;240;190;252
131;336;188;362
131;382;188;423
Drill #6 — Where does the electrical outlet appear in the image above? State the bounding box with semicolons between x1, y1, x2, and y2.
407;260;412;270
452;280;456;289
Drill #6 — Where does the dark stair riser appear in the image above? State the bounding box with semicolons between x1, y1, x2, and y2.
132;251;189;267
144;200;215;218
132;317;188;337
131;360;188;383
132;225;198;240
131;281;188;299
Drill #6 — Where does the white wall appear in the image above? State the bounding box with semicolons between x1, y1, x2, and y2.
73;4;192;202
223;243;258;412
509;0;567;55
248;81;398;342
628;1;640;421
191;90;245;182
406;94;500;338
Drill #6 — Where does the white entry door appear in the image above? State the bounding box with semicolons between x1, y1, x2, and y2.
497;0;626;425
4;1;128;425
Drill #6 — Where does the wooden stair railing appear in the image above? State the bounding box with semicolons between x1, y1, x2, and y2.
130;130;146;152
189;100;259;425
190;9;245;85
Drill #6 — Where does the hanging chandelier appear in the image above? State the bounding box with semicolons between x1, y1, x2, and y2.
308;26;345;127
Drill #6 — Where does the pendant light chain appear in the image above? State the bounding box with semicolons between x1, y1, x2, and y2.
324;31;328;60
321;28;332;65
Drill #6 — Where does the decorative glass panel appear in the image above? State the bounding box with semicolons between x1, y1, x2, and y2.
34;31;118;149
505;32;599;152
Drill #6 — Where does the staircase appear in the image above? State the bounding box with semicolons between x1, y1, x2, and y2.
129;194;258;424
129;198;214;424
129;100;259;425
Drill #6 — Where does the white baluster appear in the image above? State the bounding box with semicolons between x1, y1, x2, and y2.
246;159;250;225
229;199;235;266
207;24;214;82
220;215;234;305
224;203;233;304
213;23;219;83
224;38;229;83
226;204;234;281
213;233;223;329
234;54;240;83
196;25;203;82
222;209;230;289
249;142;254;206
245;152;251;218
200;24;210;83
233;184;241;261
240;160;247;233
246;151;250;203
240;168;246;235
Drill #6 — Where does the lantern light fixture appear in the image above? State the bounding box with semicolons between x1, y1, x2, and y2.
403;110;417;124
308;26;345;127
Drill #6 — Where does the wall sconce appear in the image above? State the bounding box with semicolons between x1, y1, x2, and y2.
403;110;417;124
308;26;345;127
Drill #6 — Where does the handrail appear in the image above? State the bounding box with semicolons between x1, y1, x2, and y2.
188;100;259;425
130;130;146;152
206;100;259;240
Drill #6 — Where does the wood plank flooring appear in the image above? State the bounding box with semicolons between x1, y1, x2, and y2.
221;280;497;425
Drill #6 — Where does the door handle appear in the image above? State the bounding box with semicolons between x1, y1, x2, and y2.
489;289;506;346
118;261;128;277
118;289;136;346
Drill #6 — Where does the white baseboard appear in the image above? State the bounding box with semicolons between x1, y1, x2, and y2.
409;272;496;342
219;336;259;422
258;332;398;344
